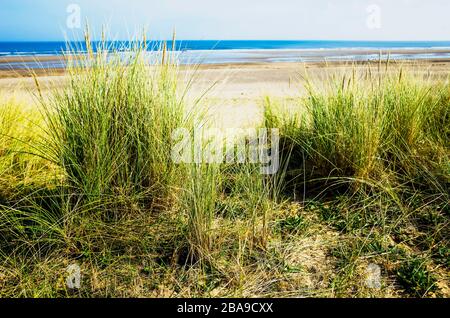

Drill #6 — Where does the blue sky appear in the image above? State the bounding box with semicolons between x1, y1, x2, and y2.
1;0;449;41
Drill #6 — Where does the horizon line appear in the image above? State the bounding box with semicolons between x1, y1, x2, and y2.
2;39;450;43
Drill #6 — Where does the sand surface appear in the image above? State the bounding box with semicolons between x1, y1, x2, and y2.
1;60;449;128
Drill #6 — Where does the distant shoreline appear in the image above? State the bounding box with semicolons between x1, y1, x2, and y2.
0;47;450;69
1;48;450;79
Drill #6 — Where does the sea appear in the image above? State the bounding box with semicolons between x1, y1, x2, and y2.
1;40;450;69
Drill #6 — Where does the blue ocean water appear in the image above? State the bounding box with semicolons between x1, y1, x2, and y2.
1;40;450;56
1;40;450;67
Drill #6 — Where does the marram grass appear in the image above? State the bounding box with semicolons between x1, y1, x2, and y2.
40;39;189;210
265;68;449;198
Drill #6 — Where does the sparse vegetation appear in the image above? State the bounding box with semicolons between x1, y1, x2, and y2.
397;256;438;297
264;67;449;297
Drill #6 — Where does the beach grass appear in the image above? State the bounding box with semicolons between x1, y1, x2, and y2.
0;38;448;298
264;67;449;296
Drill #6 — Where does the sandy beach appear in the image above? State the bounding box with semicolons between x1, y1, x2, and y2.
1;56;450;92
1;57;449;129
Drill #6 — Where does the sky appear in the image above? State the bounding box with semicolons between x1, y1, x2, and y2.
1;0;450;41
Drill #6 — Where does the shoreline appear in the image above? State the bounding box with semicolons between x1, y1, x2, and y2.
1;47;450;78
1;58;450;79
